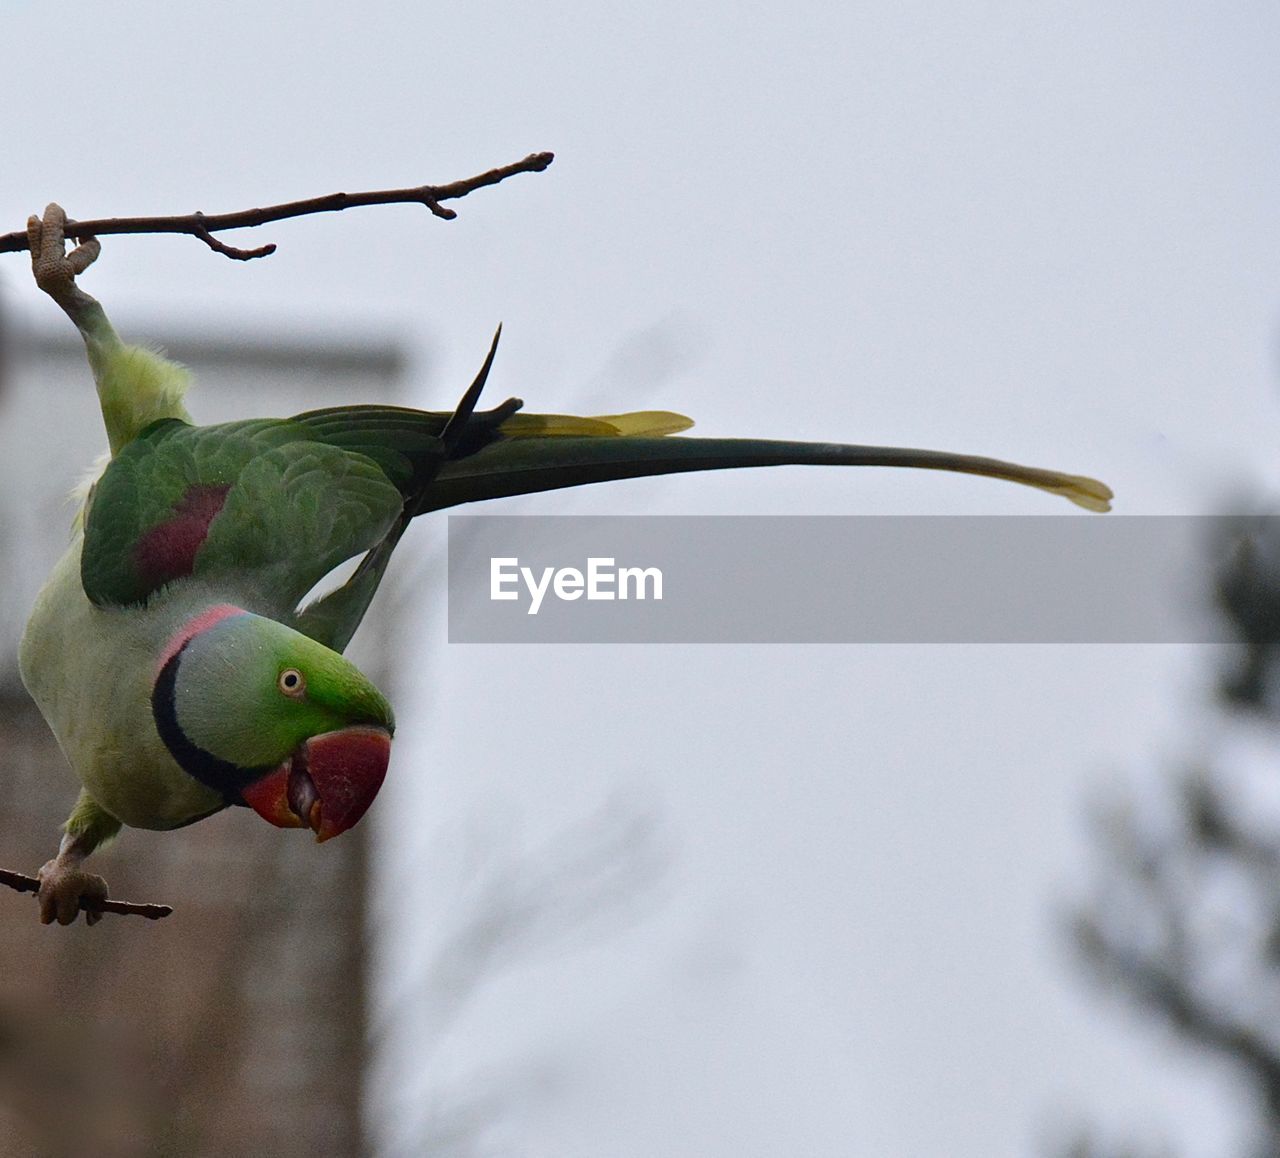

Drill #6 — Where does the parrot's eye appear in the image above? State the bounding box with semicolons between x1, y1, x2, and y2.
278;668;306;698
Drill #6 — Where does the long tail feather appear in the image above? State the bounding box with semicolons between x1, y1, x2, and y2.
421;436;1112;513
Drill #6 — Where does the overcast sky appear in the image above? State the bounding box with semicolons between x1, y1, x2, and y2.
4;3;1280;1155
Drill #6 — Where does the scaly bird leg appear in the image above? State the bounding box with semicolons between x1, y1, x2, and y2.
27;202;107;337
36;792;121;926
27;201;127;401
27;203;191;455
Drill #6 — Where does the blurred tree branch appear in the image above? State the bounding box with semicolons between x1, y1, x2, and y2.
0;152;554;261
1067;515;1280;1158
372;794;672;1156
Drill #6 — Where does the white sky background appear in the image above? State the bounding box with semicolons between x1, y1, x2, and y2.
3;3;1280;1155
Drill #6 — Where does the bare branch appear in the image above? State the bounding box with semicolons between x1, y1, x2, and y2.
0;151;555;261
0;867;172;920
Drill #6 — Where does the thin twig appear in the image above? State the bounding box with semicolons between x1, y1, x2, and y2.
0;151;555;261
0;867;173;920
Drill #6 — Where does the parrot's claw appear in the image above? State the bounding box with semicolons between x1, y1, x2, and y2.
26;203;101;312
36;857;109;926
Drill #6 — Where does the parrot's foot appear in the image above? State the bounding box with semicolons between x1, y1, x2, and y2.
36;856;109;927
26;203;101;318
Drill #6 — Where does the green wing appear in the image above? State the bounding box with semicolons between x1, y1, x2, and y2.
80;418;406;641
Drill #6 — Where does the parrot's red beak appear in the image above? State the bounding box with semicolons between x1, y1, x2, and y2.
241;726;392;842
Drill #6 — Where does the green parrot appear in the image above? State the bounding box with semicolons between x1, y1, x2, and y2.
18;203;1111;925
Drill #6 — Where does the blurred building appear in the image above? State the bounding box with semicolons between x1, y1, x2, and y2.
0;299;405;1157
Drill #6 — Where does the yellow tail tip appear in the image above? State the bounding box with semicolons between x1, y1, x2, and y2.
1037;474;1114;512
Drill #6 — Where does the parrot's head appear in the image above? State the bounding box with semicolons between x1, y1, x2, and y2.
153;605;395;841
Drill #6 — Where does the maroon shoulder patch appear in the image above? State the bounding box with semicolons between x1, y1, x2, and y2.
133;484;232;588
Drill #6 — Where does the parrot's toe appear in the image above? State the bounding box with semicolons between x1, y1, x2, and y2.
36;859;109;926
